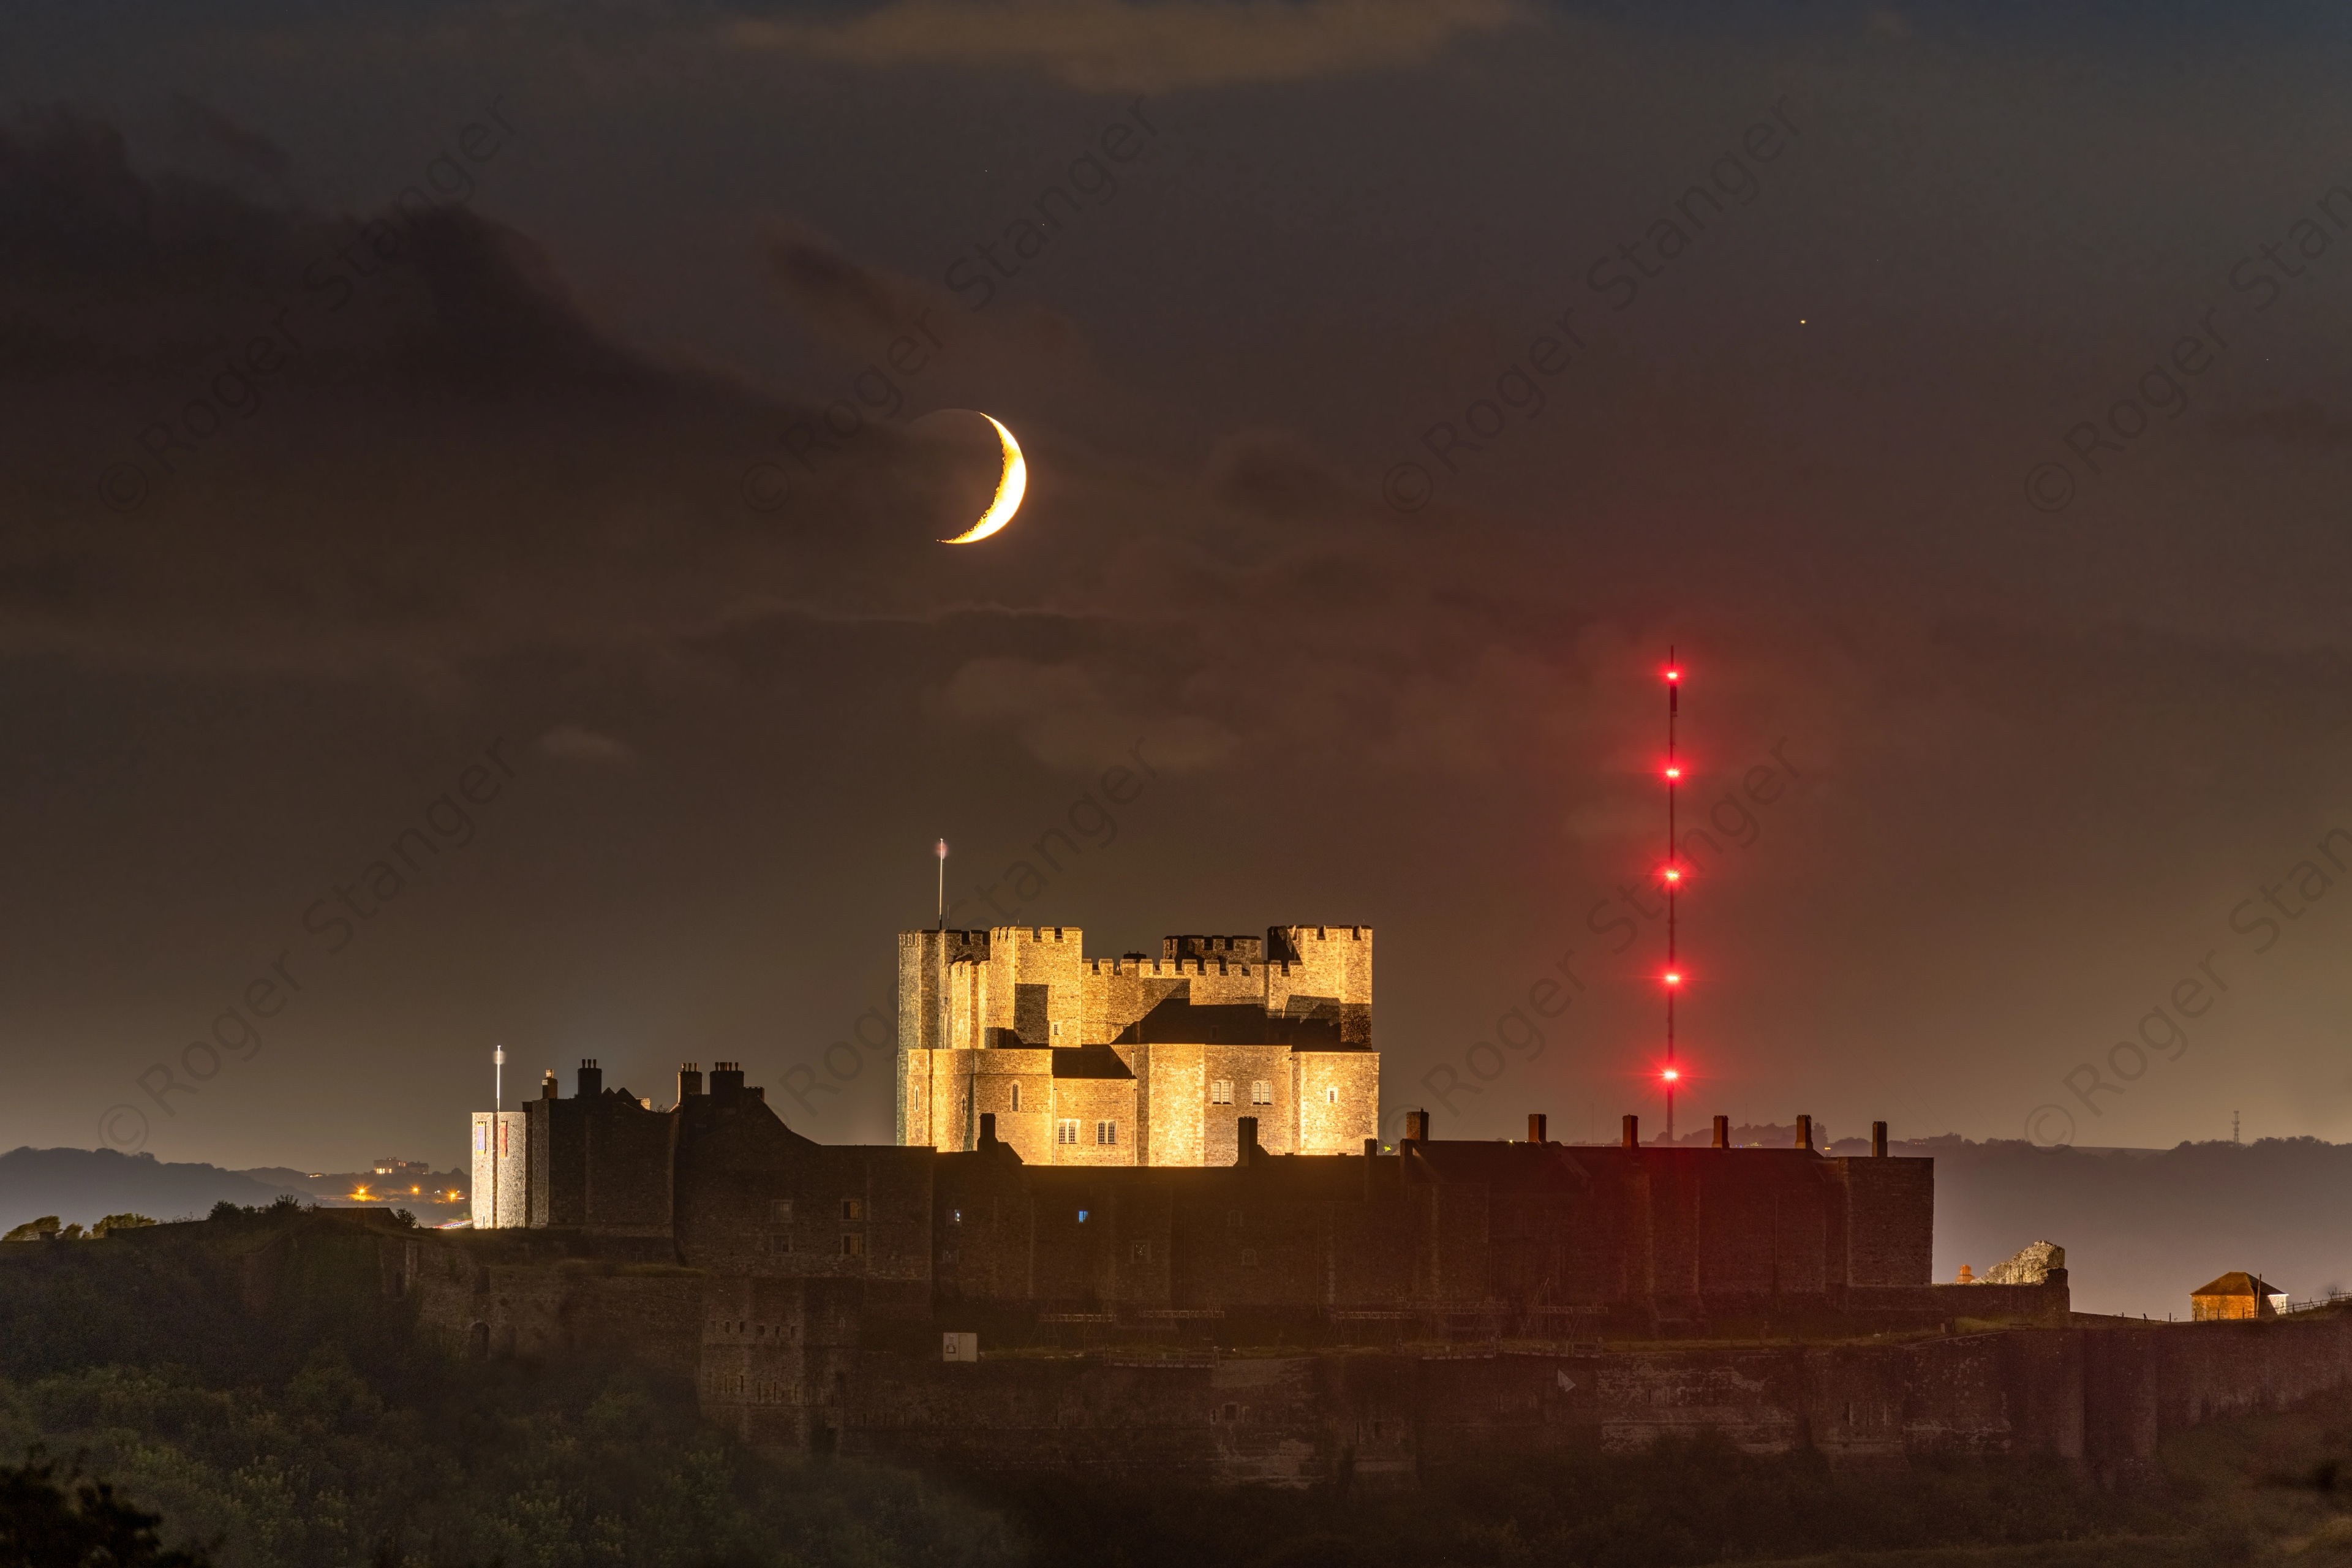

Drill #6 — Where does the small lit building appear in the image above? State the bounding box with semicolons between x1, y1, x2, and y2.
2190;1271;2286;1321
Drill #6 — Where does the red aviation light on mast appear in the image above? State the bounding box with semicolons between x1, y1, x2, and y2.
1661;1068;1680;1083
1664;667;1682;683
1664;971;1683;987
1660;866;1682;884
1663;764;1681;780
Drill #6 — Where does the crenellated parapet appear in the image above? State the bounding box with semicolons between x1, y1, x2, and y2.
894;919;1378;1163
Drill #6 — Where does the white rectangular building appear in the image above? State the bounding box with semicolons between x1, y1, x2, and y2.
469;1110;528;1229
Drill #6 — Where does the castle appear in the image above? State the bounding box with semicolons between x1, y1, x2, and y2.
417;918;2352;1487
892;924;1378;1164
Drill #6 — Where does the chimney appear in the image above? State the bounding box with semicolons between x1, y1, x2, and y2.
1528;1113;1548;1144
1872;1120;1888;1158
1403;1109;1430;1142
1795;1114;1813;1152
1712;1114;1729;1148
540;1069;558;1100
1363;1136;1379;1157
709;1061;747;1095
1237;1115;1261;1166
1621;1114;1639;1150
576;1058;602;1098
678;1062;704;1100
979;1112;998;1146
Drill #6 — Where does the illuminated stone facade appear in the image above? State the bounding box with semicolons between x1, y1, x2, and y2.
468;1110;528;1229
893;925;1379;1164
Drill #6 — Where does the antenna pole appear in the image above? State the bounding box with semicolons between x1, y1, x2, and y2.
1665;652;1680;1147
491;1044;505;1229
936;839;948;930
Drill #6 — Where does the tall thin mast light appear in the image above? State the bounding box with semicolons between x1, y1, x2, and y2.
1665;653;1679;1147
935;839;948;930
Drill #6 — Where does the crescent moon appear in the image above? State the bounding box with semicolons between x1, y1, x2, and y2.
939;414;1027;544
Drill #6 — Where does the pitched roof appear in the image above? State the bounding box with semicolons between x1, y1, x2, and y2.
1050;1042;1136;1079
1112;997;1354;1049
2190;1271;2282;1297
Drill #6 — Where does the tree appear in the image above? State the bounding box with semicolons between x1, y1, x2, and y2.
88;1216;156;1238
1;1218;58;1243
0;1452;216;1567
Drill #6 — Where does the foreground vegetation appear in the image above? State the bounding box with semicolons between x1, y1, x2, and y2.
0;1202;1008;1568
10;1203;2352;1566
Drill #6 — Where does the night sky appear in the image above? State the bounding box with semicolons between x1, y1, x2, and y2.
4;1;2350;1174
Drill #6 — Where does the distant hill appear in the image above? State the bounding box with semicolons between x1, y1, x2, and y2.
0;1147;309;1229
1894;1136;2352;1319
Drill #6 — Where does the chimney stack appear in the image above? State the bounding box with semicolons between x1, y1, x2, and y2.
1872;1120;1888;1158
1236;1115;1261;1165
541;1069;558;1100
1403;1109;1430;1142
678;1062;704;1100
1363;1136;1380;1157
709;1061;746;1094
1528;1113;1548;1144
979;1112;998;1145
576;1058;602;1099
1711;1114;1727;1147
1795;1114;1813;1152
1622;1114;1640;1150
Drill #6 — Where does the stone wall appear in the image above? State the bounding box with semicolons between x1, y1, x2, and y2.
469;1111;527;1229
1294;1051;1379;1155
832;1312;2352;1485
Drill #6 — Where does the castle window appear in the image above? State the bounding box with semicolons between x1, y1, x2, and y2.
1052;1022;1061;1037
840;1199;864;1221
769;1199;794;1223
1226;1210;1243;1229
1210;1080;1233;1105
1251;1080;1272;1105
1241;1248;1259;1268
1129;1241;1150;1263
842;1234;865;1257
1326;1087;1338;1106
1009;1084;1021;1112
767;1235;793;1254
1057;1119;1079;1145
1096;1120;1118;1146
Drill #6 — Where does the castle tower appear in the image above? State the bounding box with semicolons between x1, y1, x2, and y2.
469;1110;527;1228
894;921;1378;1164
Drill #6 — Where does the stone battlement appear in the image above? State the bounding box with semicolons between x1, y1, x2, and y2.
898;922;1376;1163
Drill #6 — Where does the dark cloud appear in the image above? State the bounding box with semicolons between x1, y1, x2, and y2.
169;97;291;179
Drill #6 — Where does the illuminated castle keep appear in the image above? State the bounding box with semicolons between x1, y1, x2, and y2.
894;925;1378;1165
